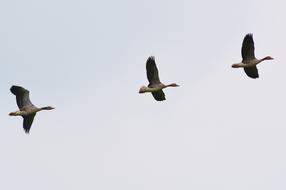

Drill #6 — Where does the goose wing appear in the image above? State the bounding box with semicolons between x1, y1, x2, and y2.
10;85;34;109
151;90;166;101
146;56;161;85
241;33;256;61
23;114;36;134
244;67;259;79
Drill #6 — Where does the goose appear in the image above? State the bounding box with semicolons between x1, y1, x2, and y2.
139;56;179;101
232;33;274;78
9;85;55;134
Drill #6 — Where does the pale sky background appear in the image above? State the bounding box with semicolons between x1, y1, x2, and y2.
1;0;286;189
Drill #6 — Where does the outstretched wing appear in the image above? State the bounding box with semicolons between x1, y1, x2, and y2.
241;33;256;61
146;56;161;85
10;85;34;109
151;90;166;101
244;67;259;79
23;114;36;134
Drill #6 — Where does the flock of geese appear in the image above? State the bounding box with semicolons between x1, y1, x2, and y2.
9;33;274;134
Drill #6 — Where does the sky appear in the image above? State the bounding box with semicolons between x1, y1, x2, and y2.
0;0;286;189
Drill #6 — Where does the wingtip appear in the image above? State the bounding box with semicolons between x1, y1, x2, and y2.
155;99;166;101
244;33;254;41
148;56;155;61
24;128;30;134
153;96;166;101
10;85;27;95
246;74;259;79
10;85;16;93
250;76;259;79
10;85;20;89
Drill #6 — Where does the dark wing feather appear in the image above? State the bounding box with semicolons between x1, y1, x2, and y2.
244;66;259;79
151;90;166;101
146;56;161;85
10;85;33;109
241;33;256;61
23;114;36;134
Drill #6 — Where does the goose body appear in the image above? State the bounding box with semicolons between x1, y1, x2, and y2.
9;85;54;134
232;33;273;78
139;56;179;101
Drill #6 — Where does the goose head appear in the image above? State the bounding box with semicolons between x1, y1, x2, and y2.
263;56;274;61
168;83;179;87
41;106;55;110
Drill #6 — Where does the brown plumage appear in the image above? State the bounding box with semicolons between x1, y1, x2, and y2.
9;85;55;134
139;56;179;101
232;33;274;79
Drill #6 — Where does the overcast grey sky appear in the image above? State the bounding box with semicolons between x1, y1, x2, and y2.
1;0;286;189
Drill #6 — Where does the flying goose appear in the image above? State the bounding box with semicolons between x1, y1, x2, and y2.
232;33;274;78
9;85;55;134
139;56;179;101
